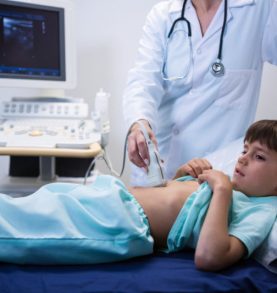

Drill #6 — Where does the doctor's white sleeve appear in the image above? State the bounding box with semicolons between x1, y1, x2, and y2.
122;3;168;132
262;0;277;65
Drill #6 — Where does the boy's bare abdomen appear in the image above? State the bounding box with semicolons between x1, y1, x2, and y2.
128;180;200;248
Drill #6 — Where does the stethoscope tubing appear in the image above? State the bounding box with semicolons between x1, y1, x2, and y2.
162;0;228;79
218;0;228;61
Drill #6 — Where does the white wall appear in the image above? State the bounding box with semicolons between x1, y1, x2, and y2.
256;63;277;120
0;0;276;183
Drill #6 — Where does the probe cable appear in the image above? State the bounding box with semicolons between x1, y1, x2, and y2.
83;130;129;185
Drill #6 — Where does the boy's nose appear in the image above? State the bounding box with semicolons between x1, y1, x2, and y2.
238;154;248;165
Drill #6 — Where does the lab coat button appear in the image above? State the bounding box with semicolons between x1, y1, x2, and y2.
197;48;202;54
173;129;179;135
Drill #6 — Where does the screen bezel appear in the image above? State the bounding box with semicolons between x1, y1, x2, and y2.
0;0;76;89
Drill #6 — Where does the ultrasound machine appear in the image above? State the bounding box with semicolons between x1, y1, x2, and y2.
0;0;103;195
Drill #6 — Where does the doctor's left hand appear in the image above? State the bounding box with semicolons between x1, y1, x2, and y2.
127;120;158;170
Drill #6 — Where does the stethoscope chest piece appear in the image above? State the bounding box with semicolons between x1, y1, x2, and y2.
211;60;225;77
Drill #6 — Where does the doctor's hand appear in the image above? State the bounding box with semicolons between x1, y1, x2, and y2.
127;120;158;169
173;158;212;179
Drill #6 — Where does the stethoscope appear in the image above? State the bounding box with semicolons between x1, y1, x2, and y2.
162;0;228;81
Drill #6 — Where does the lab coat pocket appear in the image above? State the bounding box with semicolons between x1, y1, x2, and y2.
213;69;257;108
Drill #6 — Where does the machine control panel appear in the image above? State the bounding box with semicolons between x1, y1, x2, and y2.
0;118;101;149
0;98;101;149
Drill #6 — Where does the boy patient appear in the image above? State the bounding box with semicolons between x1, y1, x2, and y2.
0;120;276;271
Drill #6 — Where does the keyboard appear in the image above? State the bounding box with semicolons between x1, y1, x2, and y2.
0;118;101;149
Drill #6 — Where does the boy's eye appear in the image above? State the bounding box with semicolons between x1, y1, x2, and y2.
241;150;247;155
255;154;265;161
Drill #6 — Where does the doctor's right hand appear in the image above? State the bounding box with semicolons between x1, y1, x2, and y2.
127;120;158;169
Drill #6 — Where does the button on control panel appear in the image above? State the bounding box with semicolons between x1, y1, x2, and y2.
1;101;88;119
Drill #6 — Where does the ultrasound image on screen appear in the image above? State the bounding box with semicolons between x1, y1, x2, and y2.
0;1;65;80
3;18;35;65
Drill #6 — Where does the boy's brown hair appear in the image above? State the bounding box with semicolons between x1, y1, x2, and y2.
244;120;277;151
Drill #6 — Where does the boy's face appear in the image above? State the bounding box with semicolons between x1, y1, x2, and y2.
232;140;277;196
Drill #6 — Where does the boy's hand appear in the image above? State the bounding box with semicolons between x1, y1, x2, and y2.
198;169;232;193
173;158;212;179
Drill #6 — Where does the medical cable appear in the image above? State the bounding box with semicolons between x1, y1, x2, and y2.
83;130;129;185
83;153;101;185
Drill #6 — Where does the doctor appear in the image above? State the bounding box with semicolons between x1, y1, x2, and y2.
123;0;277;184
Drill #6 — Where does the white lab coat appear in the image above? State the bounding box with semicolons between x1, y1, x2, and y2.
123;0;277;183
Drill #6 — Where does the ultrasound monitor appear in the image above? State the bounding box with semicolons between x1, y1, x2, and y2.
0;0;76;89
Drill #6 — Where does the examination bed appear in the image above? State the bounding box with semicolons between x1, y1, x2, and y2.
0;249;276;293
0;139;276;292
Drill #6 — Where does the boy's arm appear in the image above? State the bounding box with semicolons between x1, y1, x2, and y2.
195;170;246;271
